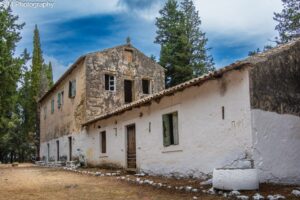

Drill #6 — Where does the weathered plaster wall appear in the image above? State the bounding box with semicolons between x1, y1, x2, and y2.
40;68;253;177
85;45;165;121
40;59;86;143
251;109;300;184
249;41;300;184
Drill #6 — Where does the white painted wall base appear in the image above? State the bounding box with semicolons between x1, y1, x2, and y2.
252;109;300;184
213;168;259;190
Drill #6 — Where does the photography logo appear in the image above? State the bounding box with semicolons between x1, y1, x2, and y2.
1;0;55;8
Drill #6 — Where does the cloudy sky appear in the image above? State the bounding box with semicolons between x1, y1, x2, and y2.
7;0;283;81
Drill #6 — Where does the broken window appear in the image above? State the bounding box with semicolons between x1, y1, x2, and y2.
100;131;106;154
105;74;115;91
51;99;54;114
69;80;76;98
162;111;179;147
142;79;150;94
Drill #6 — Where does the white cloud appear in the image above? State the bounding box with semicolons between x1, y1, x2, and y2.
194;0;283;40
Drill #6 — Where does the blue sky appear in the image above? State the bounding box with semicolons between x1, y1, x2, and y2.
7;0;283;81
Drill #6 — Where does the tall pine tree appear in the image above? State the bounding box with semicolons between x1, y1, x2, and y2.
155;0;192;87
155;0;214;87
180;0;214;76
274;0;300;43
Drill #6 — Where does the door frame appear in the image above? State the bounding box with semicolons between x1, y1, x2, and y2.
125;124;136;169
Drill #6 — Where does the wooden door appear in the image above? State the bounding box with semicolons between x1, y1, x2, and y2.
68;137;72;161
127;125;136;168
124;80;133;103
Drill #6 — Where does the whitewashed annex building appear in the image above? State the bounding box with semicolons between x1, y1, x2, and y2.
39;39;300;184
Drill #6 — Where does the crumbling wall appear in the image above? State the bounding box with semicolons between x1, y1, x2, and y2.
249;40;300;184
85;45;165;120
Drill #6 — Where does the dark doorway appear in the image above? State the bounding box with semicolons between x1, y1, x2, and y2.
47;143;50;162
68;137;72;161
126;124;136;169
56;140;60;161
124;80;133;103
100;131;106;154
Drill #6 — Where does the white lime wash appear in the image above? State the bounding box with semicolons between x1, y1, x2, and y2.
40;39;300;184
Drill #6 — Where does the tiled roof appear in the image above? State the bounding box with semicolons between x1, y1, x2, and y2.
82;61;251;126
82;38;300;126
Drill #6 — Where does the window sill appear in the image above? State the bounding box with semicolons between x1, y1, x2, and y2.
161;149;183;153
99;155;108;158
161;145;183;153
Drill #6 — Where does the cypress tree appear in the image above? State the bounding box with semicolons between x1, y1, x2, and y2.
29;25;48;158
47;62;53;87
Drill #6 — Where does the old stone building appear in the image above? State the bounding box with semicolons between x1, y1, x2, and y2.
39;43;165;160
40;39;300;185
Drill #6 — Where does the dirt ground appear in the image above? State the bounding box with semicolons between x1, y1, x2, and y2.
0;164;221;200
0;164;299;200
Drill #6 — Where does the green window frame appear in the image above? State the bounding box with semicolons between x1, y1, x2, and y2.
57;93;61;108
162;111;179;147
51;99;54;114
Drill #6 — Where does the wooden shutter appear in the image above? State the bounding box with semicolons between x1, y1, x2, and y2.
57;93;61;108
172;112;179;145
51;99;54;113
68;81;72;97
163;114;171;146
105;74;109;90
72;80;76;97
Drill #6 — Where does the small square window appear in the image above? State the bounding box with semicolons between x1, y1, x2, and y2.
105;74;115;91
142;79;150;94
162;111;179;147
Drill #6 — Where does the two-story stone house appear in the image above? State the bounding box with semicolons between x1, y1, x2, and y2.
39;43;165;162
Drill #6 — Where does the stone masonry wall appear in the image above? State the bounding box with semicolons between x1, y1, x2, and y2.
85;44;165;120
